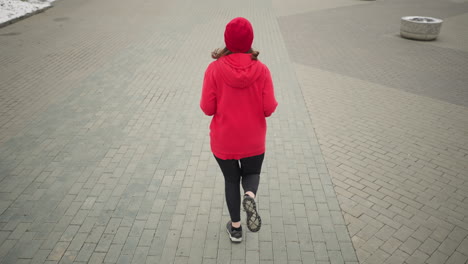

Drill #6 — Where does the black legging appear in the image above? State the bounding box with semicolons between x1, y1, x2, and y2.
215;153;265;222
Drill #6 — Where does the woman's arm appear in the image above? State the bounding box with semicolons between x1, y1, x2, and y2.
263;67;278;117
200;64;217;116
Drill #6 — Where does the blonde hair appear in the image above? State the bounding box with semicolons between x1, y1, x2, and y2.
211;47;259;60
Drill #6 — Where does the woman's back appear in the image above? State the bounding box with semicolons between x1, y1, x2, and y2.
201;53;276;160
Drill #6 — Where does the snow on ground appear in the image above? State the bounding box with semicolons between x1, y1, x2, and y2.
0;0;55;25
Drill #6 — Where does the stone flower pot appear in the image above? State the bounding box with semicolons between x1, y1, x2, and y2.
400;16;443;40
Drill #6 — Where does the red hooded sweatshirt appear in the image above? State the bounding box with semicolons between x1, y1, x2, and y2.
200;53;278;160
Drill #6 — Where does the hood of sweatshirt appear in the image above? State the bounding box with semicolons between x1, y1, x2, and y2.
216;53;263;89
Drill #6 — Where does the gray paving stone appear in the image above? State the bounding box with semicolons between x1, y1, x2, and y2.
105;244;123;263
59;225;79;243
113;226;131;245
217;248;231;264
405;250;429;264
419;238;440;256
448;226;468;244
58;250;77;264
272;249;287;264
301;251;316;264
411;226;432;243
426;250;449;264
431;226;452;243
85;226;105;244
298;233;314;252
438;238;460;256
202;238;218;260
95;234;113;252
0;231;10;246
328;251;344;264
88;252;106;264
176;237;192;257
259;242;273;260
334;226;352;243
121;236;139;256
446;251;468;264
65;232;87;252
381;237;402;255
400;236;423;255
116;254;133;264
314;242;329;261
47;242;69;261
75;243;96;262
131;246;149;264
174;256;190;264
230;242;245;261
364;249;390;264
31;249;51;264
8;223;30;240
392;225;414;242
40;232;63;251
324;233;340;251
246;250;260;264
456;237;468;255
286;241;301;261
243;230;259;248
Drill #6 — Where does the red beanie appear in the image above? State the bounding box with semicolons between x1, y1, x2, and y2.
224;17;254;53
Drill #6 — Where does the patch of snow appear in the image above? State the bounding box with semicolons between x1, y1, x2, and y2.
0;0;56;25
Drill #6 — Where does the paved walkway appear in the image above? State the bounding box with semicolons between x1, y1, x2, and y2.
0;0;467;264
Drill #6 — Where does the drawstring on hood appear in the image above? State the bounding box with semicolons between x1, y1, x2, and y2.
217;53;263;89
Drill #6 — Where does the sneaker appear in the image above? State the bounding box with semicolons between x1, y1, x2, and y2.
243;194;261;232
226;221;242;243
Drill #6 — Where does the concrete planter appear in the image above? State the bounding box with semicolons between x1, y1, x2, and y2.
400;16;443;40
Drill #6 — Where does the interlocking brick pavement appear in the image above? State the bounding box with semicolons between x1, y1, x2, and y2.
0;0;358;263
278;0;468;263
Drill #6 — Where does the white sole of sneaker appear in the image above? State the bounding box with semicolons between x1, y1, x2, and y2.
226;228;242;242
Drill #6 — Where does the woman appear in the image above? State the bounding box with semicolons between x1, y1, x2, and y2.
200;17;278;243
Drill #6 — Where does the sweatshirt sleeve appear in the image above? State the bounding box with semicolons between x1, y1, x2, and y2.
200;63;217;116
263;66;278;117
